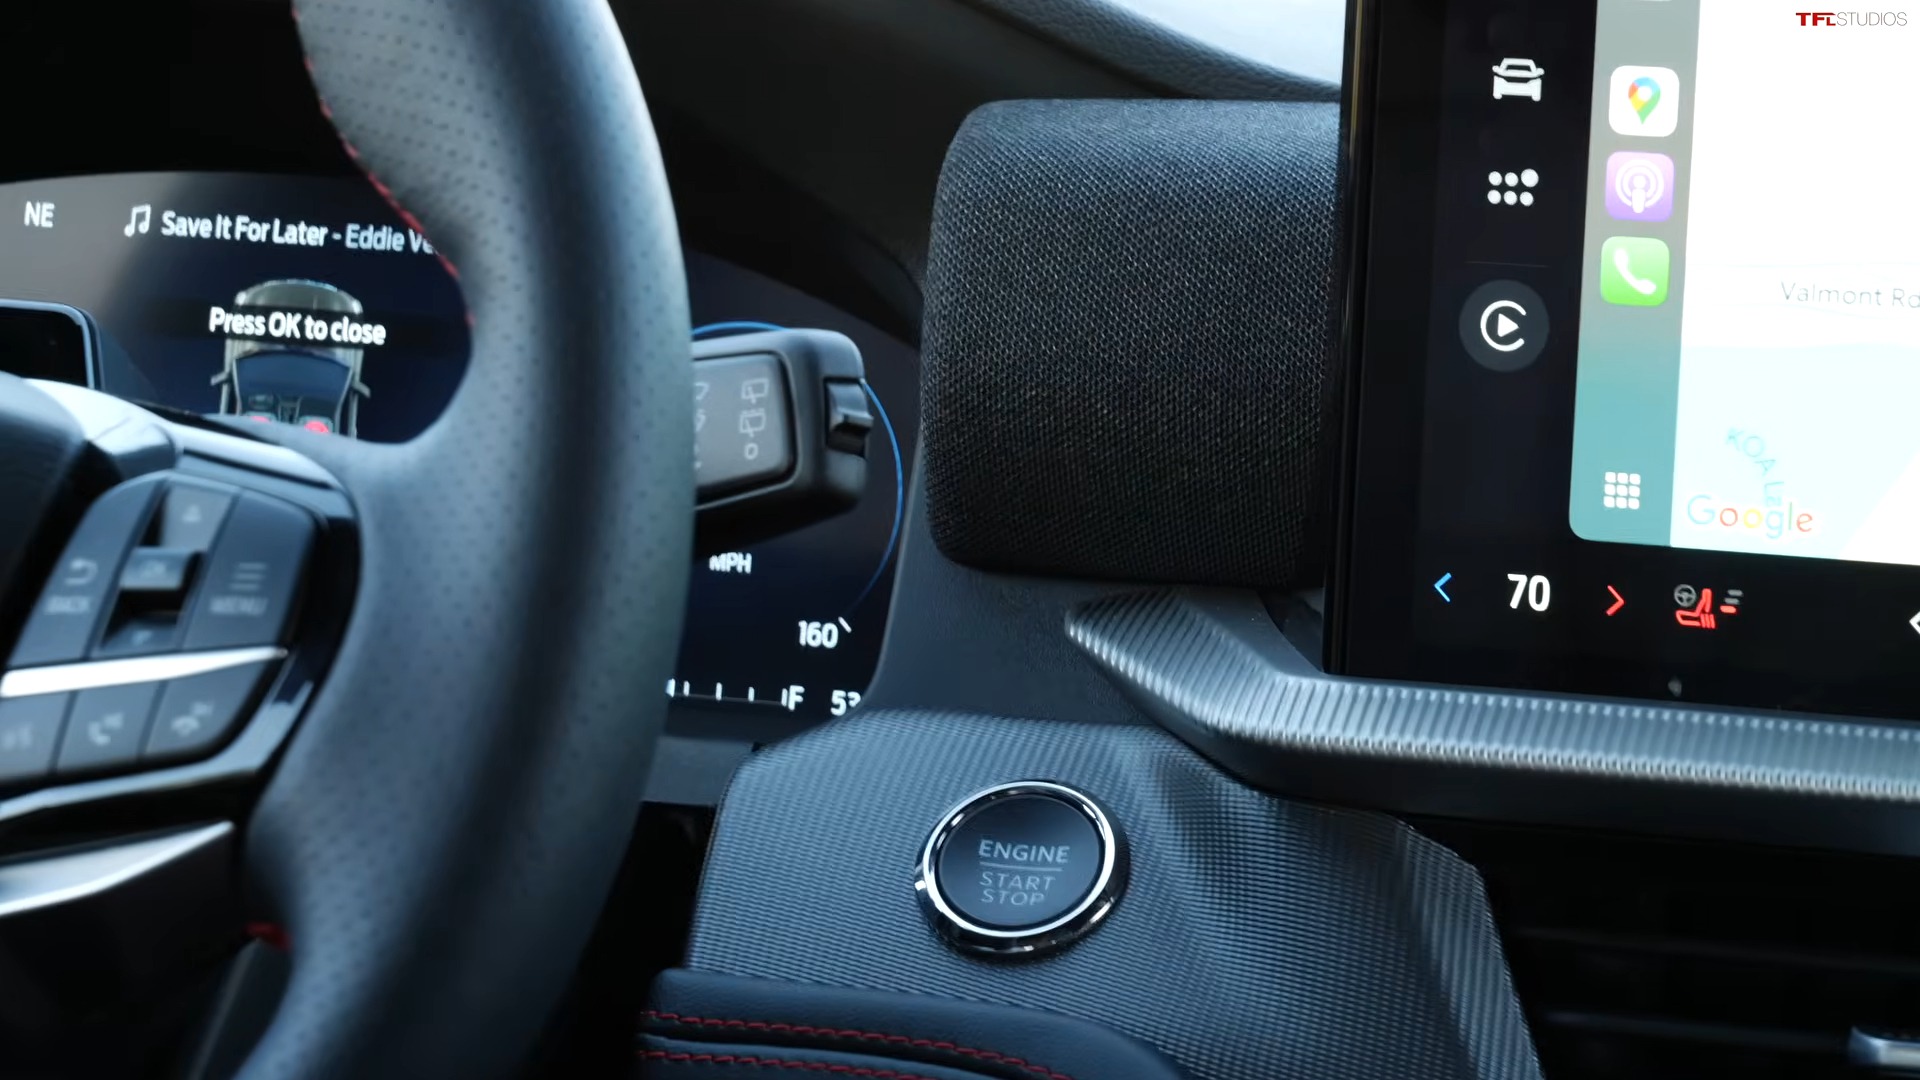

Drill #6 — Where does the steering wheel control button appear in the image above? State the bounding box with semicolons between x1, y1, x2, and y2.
1459;280;1549;372
156;482;235;551
180;494;315;651
693;354;794;498
142;662;269;763
9;479;164;668
917;780;1125;957
55;682;160;775
95;618;183;659
95;547;201;658
119;548;195;594
0;696;72;785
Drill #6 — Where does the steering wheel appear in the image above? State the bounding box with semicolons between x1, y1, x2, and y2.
231;0;688;1074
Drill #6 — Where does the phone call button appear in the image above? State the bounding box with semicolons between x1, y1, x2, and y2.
1460;279;1550;372
57;683;160;775
1600;236;1671;306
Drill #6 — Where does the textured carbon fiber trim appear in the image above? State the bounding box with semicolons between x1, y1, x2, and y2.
1069;589;1920;855
687;709;1542;1080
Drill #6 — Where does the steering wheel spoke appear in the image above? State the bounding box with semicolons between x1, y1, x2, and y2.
0;384;355;819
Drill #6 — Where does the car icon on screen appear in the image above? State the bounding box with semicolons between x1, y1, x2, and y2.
212;279;372;438
1491;58;1545;101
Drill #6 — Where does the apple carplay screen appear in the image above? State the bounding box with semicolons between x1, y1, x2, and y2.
0;171;468;440
1337;0;1920;719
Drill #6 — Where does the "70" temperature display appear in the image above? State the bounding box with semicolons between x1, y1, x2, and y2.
1506;573;1551;612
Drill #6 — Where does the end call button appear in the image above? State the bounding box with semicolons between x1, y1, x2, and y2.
1460;280;1549;372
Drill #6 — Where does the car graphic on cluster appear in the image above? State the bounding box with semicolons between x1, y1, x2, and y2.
211;279;372;437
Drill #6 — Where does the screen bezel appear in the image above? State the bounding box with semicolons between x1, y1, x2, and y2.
1326;0;1446;674
1328;0;1920;722
0;303;97;388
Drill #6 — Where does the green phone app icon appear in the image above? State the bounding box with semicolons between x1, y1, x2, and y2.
1600;236;1670;306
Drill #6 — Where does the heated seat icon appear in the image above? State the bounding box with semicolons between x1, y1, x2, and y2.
1675;587;1717;629
1674;585;1743;630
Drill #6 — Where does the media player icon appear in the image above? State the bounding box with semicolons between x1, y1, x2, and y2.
1459;280;1549;372
1481;301;1526;350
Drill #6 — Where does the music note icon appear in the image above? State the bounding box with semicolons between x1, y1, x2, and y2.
123;204;150;237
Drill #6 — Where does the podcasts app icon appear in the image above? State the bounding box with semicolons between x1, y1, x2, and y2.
1609;66;1680;138
1605;151;1675;221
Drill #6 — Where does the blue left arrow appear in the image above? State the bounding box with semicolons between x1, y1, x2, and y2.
1433;572;1453;603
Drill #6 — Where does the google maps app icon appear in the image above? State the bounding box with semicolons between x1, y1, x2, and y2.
1627;77;1660;119
1609;65;1681;137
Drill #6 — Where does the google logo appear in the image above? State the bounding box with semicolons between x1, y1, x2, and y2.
1685;495;1815;540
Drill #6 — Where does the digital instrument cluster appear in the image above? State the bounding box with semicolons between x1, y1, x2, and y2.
0;172;920;726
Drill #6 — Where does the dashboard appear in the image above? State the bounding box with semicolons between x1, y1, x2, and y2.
8;4;1920;1079
0;171;919;731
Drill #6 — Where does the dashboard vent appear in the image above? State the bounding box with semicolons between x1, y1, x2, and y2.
1424;820;1920;1080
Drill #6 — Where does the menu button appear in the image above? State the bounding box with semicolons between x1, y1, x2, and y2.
179;494;315;651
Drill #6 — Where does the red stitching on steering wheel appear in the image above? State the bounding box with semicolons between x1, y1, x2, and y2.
639;1049;945;1079
643;1012;1078;1080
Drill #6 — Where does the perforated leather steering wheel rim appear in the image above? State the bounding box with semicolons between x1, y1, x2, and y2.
233;1;692;1075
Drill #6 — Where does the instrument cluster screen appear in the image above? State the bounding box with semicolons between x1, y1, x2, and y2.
0;173;918;726
0;171;469;440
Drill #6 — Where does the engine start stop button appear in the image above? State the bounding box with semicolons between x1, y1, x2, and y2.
917;780;1125;956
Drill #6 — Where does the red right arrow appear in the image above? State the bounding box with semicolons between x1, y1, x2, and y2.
1605;585;1625;616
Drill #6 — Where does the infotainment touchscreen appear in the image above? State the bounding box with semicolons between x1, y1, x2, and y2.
1567;4;1920;568
1336;0;1920;719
